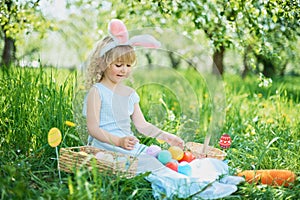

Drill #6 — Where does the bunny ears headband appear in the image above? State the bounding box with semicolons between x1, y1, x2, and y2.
100;19;161;57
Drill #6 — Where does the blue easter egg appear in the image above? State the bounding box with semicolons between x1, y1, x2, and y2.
178;164;192;176
157;150;172;164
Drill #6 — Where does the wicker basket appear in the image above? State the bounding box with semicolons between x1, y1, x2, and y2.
185;142;226;160
59;146;138;178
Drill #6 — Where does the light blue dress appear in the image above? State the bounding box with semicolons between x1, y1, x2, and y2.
83;83;244;199
83;82;147;155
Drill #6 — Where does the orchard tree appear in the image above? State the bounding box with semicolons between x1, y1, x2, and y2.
62;0;299;76
147;0;240;75
63;0;206;69
240;0;300;77
152;0;300;77
0;0;51;69
63;0;170;64
58;0;152;66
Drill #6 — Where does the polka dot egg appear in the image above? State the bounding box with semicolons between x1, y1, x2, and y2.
219;134;231;149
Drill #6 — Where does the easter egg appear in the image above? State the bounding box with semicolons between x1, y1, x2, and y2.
179;151;196;163
78;151;89;156
178;163;192;176
170;159;179;164
219;134;231;149
95;152;105;159
48;127;62;147
115;157;128;168
146;145;161;157
156;139;165;144
165;162;178;172
157;150;172;164
95;152;114;162
168;146;184;160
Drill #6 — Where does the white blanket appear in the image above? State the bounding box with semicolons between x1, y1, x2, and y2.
137;154;244;199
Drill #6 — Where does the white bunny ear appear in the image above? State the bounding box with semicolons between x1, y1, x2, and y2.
108;19;128;44
100;19;161;57
128;34;161;48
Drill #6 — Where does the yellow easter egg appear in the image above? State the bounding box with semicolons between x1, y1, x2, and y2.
78;151;89;156
168;146;184;160
156;139;165;144
48;127;62;147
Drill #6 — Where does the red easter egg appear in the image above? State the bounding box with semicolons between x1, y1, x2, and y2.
179;151;196;163
219;134;231;149
165;162;178;172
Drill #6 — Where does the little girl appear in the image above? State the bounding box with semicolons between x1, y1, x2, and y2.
83;19;243;199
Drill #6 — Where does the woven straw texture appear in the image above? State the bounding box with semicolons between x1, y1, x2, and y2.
185;142;226;160
59;146;138;178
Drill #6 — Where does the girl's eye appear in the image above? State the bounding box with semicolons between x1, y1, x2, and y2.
114;64;131;68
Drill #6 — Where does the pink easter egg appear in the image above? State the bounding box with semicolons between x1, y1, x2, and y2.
146;145;162;157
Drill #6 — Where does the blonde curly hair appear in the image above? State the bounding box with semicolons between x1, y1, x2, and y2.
85;36;136;89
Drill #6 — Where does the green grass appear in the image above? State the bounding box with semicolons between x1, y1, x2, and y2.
0;67;299;199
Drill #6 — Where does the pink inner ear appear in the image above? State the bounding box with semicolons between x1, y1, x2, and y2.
109;19;128;44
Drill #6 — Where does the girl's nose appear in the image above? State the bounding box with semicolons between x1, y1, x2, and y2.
120;65;127;72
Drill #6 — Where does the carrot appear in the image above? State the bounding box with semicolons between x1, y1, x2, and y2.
237;170;296;187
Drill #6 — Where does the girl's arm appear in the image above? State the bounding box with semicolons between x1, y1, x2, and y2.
86;87;138;150
131;103;184;148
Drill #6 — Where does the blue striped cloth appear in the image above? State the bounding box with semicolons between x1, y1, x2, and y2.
82;83;147;155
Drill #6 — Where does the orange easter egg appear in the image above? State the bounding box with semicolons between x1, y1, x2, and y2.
179;151;196;163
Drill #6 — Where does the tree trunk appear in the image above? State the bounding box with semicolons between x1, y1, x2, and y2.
1;36;16;67
256;55;276;77
145;52;153;69
242;46;252;78
212;46;225;75
168;51;181;69
279;62;288;77
262;62;276;77
242;52;249;78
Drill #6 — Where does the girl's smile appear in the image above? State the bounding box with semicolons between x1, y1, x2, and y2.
102;62;132;86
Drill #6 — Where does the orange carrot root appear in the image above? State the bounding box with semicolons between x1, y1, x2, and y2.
238;170;296;187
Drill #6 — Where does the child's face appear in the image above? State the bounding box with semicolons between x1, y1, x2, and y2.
103;61;132;84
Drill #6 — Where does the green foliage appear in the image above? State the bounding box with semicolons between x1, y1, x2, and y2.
148;0;300;76
238;0;300;76
0;0;53;65
0;0;51;38
1;67;299;199
0;67;81;157
2;0;300;75
66;166;152;199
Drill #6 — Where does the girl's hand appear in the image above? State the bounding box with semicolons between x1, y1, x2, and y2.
119;136;139;150
164;133;185;149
